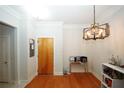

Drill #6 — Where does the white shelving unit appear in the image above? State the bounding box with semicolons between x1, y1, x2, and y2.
101;63;124;88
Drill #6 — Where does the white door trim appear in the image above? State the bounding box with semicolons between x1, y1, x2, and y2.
0;35;11;83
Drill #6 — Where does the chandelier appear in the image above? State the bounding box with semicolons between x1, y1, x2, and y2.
83;5;110;40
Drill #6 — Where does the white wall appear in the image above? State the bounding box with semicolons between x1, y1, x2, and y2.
35;21;63;75
0;6;63;87
63;24;86;73
63;24;96;73
82;7;124;80
0;6;29;87
63;7;124;80
27;17;37;82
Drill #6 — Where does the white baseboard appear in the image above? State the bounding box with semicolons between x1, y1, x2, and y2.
17;80;28;88
35;72;38;76
54;72;63;75
92;71;101;81
17;72;38;88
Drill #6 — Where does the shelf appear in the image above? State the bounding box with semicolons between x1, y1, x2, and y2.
102;73;113;80
101;63;124;88
102;63;124;74
101;81;110;88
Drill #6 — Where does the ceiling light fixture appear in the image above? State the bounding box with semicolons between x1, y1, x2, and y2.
83;5;110;40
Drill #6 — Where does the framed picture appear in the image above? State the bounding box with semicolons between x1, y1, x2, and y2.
29;39;35;57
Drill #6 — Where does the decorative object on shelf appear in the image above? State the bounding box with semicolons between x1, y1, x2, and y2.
29;39;35;57
103;68;124;79
120;65;124;68
105;78;112;87
109;55;121;66
83;5;110;40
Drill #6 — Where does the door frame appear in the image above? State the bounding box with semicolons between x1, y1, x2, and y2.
36;37;55;75
0;35;11;83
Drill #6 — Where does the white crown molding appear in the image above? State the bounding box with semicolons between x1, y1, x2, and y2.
0;6;27;20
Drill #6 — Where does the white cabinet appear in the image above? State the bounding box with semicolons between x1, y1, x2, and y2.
101;63;124;88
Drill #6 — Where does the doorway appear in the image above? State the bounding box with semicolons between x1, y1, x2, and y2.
0;22;16;84
38;38;54;75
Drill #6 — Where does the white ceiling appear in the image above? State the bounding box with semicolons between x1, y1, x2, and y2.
9;5;124;24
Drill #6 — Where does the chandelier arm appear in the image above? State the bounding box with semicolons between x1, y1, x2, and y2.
99;23;108;26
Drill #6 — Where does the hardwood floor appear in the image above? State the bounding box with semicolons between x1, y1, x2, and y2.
25;73;101;88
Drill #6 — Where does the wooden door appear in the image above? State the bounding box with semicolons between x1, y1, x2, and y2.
38;38;54;75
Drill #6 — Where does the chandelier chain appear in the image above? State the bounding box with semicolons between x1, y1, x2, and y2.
93;5;95;25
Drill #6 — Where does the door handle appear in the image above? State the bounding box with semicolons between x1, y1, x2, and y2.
5;62;8;64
